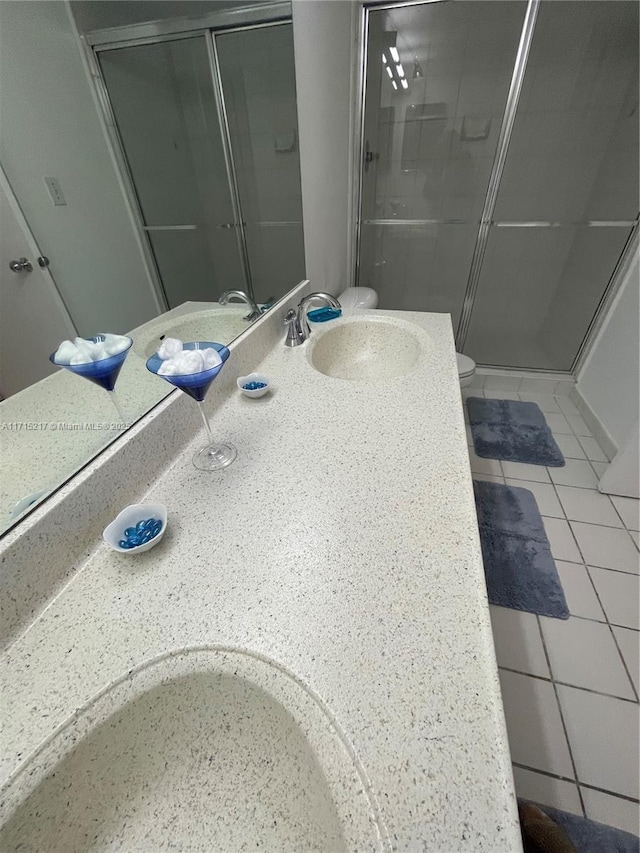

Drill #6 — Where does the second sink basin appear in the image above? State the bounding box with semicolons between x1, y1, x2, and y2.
133;307;248;359
309;316;422;381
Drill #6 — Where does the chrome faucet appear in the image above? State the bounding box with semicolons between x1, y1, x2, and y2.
283;309;305;347
219;290;261;322
283;292;341;346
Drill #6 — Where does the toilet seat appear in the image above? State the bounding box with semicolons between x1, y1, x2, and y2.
456;352;476;377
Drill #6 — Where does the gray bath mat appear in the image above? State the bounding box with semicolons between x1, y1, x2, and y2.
467;397;565;467
474;480;569;619
519;801;639;853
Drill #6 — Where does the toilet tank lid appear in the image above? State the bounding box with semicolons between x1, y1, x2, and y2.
338;286;378;309
456;353;476;375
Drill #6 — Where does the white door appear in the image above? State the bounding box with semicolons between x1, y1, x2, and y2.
0;167;76;398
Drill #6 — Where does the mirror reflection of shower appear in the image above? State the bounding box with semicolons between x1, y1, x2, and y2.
97;19;304;312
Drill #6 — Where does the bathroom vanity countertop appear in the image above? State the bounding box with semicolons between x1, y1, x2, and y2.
1;310;521;850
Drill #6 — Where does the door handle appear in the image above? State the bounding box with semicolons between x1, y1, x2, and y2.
217;222;246;229
364;140;379;173
9;257;33;273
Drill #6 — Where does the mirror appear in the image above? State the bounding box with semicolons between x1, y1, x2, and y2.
0;0;304;535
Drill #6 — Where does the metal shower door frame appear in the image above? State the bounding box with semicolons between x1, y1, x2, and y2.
206;30;254;300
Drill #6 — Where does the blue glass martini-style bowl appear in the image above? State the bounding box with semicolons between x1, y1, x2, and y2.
146;341;236;470
50;336;133;422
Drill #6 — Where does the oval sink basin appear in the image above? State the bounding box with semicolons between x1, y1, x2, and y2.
133;307;248;359
0;650;385;852
309;317;422;381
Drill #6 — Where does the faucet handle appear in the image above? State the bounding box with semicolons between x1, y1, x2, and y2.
284;309;304;347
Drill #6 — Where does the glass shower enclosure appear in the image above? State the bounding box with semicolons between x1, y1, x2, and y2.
356;0;639;372
94;17;304;310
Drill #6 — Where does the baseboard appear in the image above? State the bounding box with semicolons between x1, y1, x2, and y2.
470;368;575;397
570;386;618;462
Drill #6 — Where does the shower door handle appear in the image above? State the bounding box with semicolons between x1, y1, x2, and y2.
218;222;246;230
364;140;379;173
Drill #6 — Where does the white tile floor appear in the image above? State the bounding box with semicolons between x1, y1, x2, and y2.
465;388;640;837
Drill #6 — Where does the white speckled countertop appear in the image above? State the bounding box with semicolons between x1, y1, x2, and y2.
0;310;521;850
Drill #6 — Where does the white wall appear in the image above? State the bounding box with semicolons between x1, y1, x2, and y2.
577;247;639;450
0;0;160;336
292;0;356;296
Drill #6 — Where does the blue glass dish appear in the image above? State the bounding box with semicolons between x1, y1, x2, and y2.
145;341;230;402
146;341;236;470
50;336;133;391
50;336;133;421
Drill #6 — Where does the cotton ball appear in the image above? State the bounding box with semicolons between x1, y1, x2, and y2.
157;337;183;359
73;337;95;360
201;348;222;369
156;346;206;376
157;359;178;376
70;352;91;365
100;333;130;356
176;350;205;374
54;340;77;364
90;344;109;361
112;335;131;354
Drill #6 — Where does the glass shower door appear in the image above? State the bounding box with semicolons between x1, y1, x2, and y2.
357;1;527;329
99;36;248;309
358;0;639;372
462;1;639;370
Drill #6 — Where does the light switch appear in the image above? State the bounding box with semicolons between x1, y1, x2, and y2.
44;176;67;206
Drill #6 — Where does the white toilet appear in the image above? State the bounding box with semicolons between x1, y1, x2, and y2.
456;353;477;388
337;286;378;311
338;286;476;387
